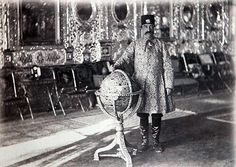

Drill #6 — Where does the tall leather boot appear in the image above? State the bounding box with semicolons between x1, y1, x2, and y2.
152;114;163;153
137;113;149;152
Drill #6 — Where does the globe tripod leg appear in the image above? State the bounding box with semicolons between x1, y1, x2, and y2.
117;131;132;167
94;137;117;161
125;138;138;156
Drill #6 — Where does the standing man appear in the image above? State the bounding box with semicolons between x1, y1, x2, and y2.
113;15;174;153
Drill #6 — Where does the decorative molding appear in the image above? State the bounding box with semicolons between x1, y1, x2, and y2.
14;49;66;67
179;1;199;41
66;1;101;63
3;1;67;67
0;0;233;68
204;1;225;52
9;2;18;50
0;2;4;68
172;2;180;40
180;3;195;29
109;1;135;42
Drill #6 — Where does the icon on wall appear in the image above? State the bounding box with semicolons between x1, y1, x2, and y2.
20;1;58;45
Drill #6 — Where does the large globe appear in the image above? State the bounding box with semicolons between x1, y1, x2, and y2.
98;70;140;115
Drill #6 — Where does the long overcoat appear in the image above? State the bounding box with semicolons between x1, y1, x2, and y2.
114;37;174;115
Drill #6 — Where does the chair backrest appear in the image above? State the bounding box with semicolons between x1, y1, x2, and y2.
73;66;94;89
198;54;214;65
171;56;184;78
54;67;75;90
198;54;215;78
2;71;23;99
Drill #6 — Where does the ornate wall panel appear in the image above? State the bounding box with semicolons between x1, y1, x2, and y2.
8;2;18;50
0;2;4;68
0;2;9;68
107;1;137;61
3;0;67;67
0;0;233;68
66;1;101;63
108;1;135;42
135;2;143;39
172;2;180;40
204;1;225;52
13;48;66;67
99;4;108;40
179;2;199;41
222;0;230;44
199;3;205;41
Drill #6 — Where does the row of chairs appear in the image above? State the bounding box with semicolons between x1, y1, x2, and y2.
173;52;234;95
1;65;96;120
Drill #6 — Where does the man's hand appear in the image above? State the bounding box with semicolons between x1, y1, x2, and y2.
166;88;172;96
109;65;115;72
107;64;115;72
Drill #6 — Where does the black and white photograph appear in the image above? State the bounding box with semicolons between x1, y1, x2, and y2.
0;0;235;166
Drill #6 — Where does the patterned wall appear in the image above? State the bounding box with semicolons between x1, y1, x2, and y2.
4;1;67;67
108;1;136;42
107;1;137;59
0;2;8;68
172;2;180;40
203;1;226;53
0;0;233;68
66;1;102;63
0;2;3;68
179;2;199;41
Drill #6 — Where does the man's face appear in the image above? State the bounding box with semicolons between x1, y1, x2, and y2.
141;24;154;37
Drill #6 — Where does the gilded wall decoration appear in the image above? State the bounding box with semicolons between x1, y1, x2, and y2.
99;5;108;40
0;2;3;49
172;2;180;40
222;0;230;44
0;2;4;68
67;1;101;63
14;49;66;67
3;1;67;67
16;51;33;66
0;0;233;68
8;2;18;50
179;2;199;41
181;4;195;29
204;1;225;51
0;2;9;68
205;2;223;30
109;1;135;42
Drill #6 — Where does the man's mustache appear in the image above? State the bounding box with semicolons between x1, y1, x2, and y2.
145;31;152;34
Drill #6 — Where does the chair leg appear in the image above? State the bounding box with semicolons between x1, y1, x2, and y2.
25;97;34;119
47;88;57;116
58;100;66;115
18;108;24;121
78;96;86;112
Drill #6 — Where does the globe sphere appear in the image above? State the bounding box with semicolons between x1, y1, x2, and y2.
99;70;140;114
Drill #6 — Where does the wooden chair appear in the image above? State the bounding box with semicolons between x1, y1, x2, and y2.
22;66;65;117
182;53;213;95
2;71;33;120
52;66;95;112
211;52;233;93
52;67;87;112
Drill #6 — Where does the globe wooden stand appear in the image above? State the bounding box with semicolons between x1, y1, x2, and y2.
94;90;142;167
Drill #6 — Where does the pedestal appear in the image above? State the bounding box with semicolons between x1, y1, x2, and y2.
94;119;137;167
